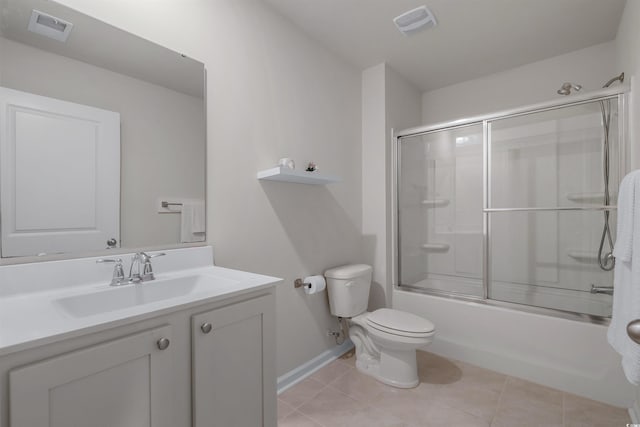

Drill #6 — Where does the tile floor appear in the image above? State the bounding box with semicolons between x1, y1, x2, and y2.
278;351;631;427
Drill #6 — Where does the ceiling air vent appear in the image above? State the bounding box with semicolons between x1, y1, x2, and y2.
393;6;437;36
28;10;73;42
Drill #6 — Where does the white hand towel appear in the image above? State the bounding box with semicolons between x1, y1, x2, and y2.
180;200;205;243
608;170;640;384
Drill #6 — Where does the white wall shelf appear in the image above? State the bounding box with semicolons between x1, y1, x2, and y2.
257;167;340;185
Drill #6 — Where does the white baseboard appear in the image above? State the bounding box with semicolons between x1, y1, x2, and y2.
277;340;354;394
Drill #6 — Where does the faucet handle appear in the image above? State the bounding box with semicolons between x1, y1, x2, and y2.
96;258;126;286
141;252;166;281
140;252;166;260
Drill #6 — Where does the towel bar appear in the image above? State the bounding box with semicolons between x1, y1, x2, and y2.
161;201;183;208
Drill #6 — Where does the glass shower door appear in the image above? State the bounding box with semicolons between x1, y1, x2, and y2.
398;123;484;297
487;100;618;316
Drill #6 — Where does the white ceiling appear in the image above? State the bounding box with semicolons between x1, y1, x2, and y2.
265;0;627;92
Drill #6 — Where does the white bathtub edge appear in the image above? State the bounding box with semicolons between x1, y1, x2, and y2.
394;289;634;408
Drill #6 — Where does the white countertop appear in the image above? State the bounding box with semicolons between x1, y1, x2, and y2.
0;247;281;356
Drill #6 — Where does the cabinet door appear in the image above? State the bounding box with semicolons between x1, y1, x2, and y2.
10;325;173;427
193;294;276;427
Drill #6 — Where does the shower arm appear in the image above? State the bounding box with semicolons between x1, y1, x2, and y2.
603;73;625;88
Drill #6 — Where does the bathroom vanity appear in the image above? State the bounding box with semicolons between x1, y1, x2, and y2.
0;247;280;427
0;1;282;425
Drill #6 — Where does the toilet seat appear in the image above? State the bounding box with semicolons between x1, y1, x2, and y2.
366;308;434;338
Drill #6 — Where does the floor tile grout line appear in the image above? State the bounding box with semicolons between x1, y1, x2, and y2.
295;381;331;427
489;375;509;426
296;409;327;427
284;378;327;410
295;383;359;427
324;362;355;388
281;358;355;421
277;398;297;420
281;409;324;427
561;391;565;427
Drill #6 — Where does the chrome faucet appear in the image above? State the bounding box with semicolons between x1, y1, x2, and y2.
97;252;166;286
129;252;166;283
128;253;145;284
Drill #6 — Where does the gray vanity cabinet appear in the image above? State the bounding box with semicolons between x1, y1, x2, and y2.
9;325;174;427
192;294;276;427
1;288;277;427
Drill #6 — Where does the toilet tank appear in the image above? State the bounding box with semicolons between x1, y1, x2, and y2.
324;264;372;318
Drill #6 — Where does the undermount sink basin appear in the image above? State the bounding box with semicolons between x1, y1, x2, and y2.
56;275;232;318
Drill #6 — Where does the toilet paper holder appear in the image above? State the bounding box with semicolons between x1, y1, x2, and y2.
294;278;311;289
294;275;326;295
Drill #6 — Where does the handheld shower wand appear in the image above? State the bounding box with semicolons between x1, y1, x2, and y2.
597;72;624;271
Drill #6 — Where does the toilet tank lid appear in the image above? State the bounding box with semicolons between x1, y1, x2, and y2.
324;264;372;279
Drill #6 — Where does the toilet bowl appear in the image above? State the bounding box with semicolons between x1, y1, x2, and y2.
324;264;436;388
349;309;434;388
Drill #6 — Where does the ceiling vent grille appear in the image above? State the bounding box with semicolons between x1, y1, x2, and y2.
28;10;73;42
393;6;437;36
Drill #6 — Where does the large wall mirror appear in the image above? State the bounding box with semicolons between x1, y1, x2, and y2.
0;0;206;263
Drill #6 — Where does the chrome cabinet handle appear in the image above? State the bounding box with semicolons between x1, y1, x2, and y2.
628;320;640;345
201;323;212;334
590;284;613;295
157;337;171;350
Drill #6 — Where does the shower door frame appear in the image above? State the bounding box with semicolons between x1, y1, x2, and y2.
394;86;629;324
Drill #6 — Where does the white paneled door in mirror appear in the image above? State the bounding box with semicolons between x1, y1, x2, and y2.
0;87;120;257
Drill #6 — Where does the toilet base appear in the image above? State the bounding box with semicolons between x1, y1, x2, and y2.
355;348;419;389
349;321;424;389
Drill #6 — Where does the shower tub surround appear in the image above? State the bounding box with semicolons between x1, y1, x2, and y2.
397;91;623;318
0;246;281;427
394;89;633;410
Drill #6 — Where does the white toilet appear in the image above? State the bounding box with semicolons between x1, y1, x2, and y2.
324;264;435;388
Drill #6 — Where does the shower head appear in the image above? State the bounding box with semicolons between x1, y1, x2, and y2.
557;82;582;96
